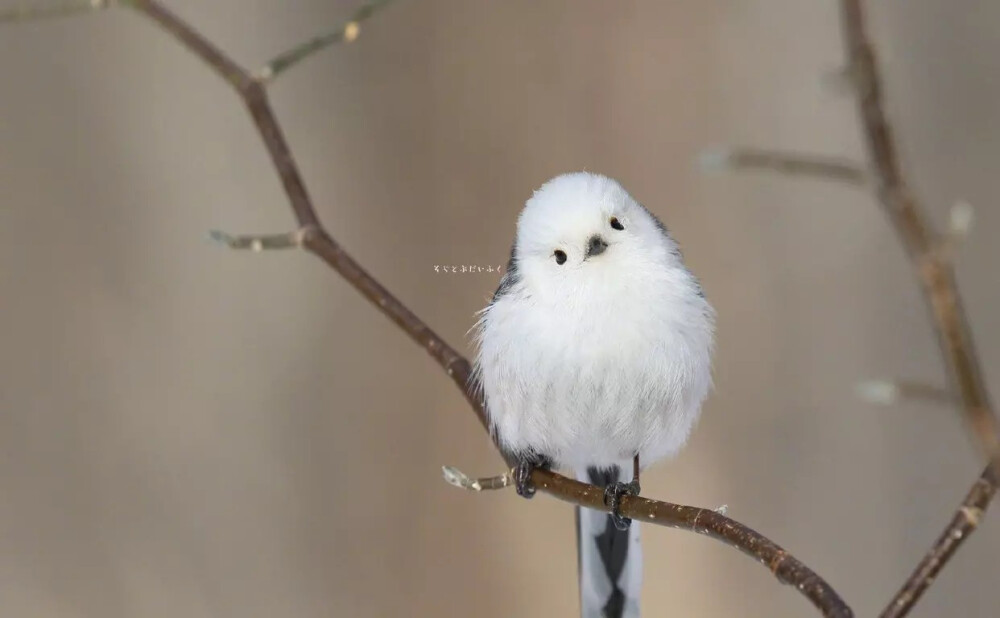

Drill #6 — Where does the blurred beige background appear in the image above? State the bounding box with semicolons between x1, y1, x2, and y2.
2;1;998;616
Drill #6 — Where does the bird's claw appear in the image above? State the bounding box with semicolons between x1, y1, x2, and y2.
513;455;551;499
513;461;536;498
604;480;641;530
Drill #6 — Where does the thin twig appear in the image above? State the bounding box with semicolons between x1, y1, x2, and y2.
208;226;315;251
699;146;869;187
880;465;997;618
835;2;999;615
254;0;399;82
855;379;954;407
0;0;113;22
26;2;854;615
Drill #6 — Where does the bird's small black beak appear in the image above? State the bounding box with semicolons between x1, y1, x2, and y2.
586;235;608;258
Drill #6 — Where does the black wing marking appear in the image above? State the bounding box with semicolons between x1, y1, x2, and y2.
640;200;707;300
470;242;520;439
638;200;670;238
490;241;520;303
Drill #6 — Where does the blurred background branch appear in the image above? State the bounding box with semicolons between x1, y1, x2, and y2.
880;466;996;618
855;379;954;407
699;146;870;187
837;1;998;614
838;0;1000;468
702;2;999;616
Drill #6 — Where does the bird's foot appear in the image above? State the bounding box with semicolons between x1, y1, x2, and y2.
512;455;551;499
604;480;641;530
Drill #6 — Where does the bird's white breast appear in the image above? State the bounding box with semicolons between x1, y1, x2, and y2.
476;261;713;471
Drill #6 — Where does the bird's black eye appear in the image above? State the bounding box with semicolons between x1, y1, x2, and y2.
554;250;567;265
610;217;624;231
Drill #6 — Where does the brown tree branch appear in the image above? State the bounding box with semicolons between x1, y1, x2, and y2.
444;463;848;615
880;465;997;618
836;2;1000;616
0;1;851;615
533;470;852;617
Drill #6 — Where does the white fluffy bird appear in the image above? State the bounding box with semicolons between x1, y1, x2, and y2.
473;172;715;618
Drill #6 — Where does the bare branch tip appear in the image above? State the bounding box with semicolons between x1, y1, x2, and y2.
253;65;274;83
929;200;976;264
856;379;899;406
0;0;115;22
856;379;954;407
697;147;734;172
207;229;235;247
441;466;511;492
949;200;974;238
344;20;360;43
441;465;470;489
207;228;306;252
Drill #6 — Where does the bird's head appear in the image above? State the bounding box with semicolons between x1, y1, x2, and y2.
513;172;677;295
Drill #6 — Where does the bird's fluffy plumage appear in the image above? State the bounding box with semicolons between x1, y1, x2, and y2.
473;172;715;472
472;172;715;618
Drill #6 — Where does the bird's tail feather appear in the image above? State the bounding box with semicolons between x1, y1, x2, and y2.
576;466;642;618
